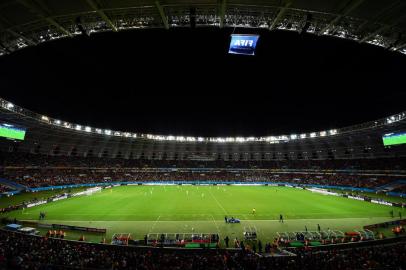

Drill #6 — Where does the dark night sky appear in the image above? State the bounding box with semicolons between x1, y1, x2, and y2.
0;27;405;136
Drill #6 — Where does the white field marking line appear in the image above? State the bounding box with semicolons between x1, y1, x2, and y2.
211;214;221;235
21;216;390;223
149;215;161;233
208;189;228;215
22;212;378;217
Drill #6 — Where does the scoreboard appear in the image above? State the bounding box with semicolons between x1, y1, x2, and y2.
228;34;260;56
0;123;26;140
382;132;406;146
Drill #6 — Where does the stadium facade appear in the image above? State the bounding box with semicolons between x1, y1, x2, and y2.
0;0;406;57
1;97;406;161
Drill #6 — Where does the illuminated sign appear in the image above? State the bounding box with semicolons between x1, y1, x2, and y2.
228;34;260;56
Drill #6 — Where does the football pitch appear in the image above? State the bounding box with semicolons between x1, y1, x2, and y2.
4;186;406;244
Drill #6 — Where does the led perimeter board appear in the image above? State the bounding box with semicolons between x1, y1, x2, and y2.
228;34;260;56
382;133;406;146
0;123;26;140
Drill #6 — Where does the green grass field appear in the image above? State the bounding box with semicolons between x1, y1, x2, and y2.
0;187;86;208
329;188;406;204
2;186;405;245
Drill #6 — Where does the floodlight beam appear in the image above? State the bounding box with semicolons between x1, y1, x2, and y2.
17;0;72;37
319;0;366;35
269;0;292;30
219;0;226;28
360;12;406;43
0;19;37;46
155;1;169;30
84;0;117;32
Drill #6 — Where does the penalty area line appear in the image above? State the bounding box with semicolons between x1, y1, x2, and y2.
149;215;161;233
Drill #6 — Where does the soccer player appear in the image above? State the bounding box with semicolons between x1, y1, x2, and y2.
279;214;284;223
252;208;256;214
390;210;394;218
317;224;321;232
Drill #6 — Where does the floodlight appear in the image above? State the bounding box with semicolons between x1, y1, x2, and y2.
329;129;337;135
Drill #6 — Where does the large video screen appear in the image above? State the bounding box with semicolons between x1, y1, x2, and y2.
382;133;406;146
0;123;26;141
228;34;260;56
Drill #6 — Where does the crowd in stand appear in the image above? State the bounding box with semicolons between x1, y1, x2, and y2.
1;168;402;189
0;229;405;270
2;152;406;171
1;152;406;269
1;152;405;189
393;186;406;194
0;185;11;194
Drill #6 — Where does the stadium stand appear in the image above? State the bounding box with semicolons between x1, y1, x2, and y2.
393;186;406;194
0;185;11;194
1;153;405;189
2;152;406;170
0;229;405;270
0;98;406;269
1;169;403;189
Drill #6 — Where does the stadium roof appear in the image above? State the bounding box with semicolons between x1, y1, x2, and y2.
1;96;406;144
2;95;406;160
0;0;406;56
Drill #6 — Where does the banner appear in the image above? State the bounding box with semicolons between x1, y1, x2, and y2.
51;224;106;233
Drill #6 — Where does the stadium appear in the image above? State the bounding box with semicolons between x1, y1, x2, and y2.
1;0;406;269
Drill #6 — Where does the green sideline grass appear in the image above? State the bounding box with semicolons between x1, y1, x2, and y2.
328;188;406;204
1;186;405;244
0;187;86;208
